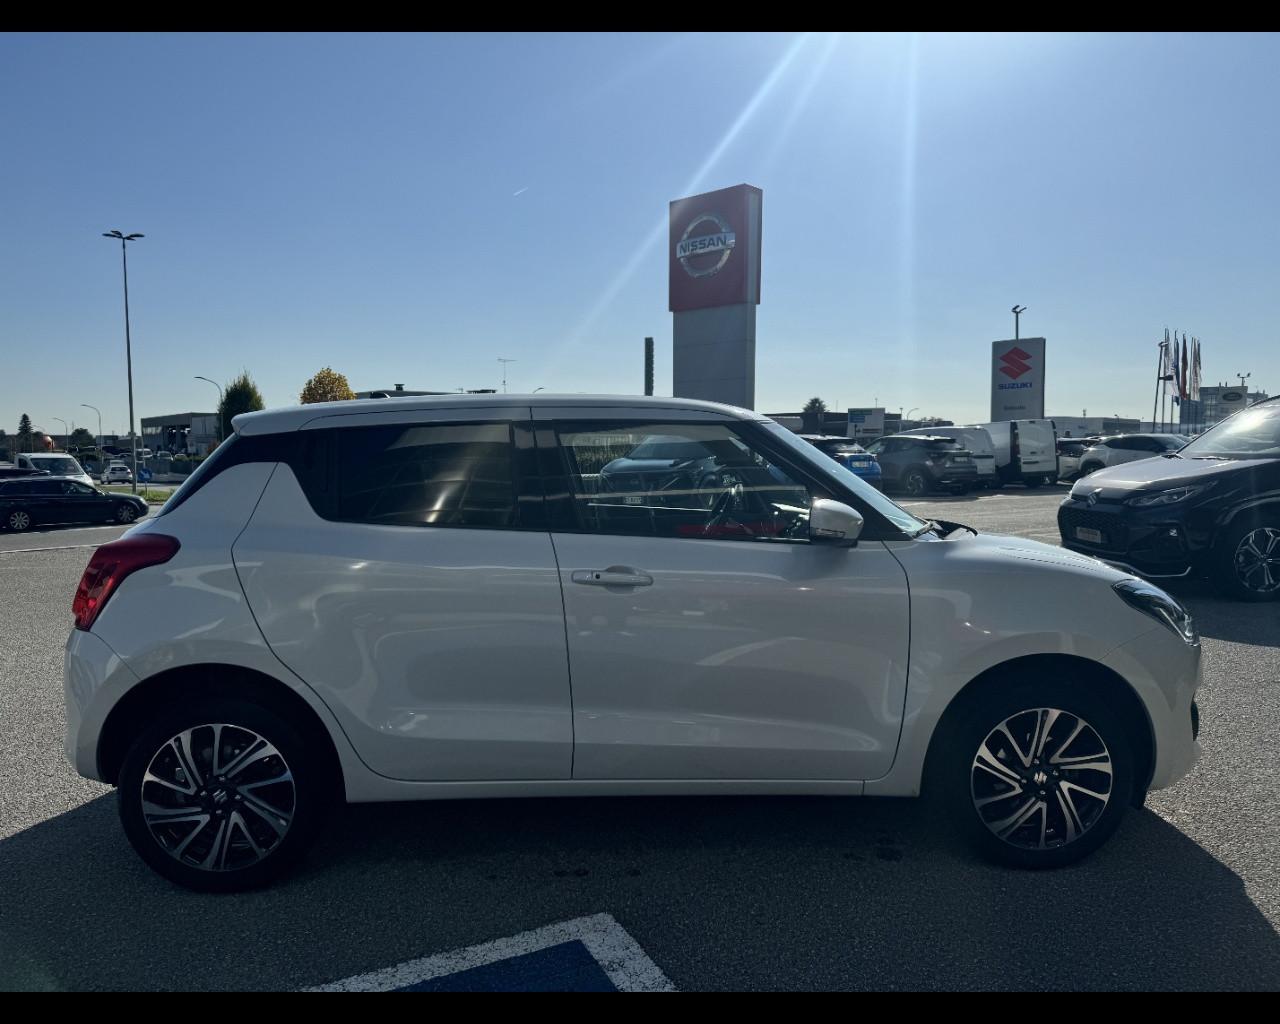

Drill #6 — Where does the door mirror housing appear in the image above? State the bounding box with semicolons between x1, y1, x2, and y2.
809;498;863;546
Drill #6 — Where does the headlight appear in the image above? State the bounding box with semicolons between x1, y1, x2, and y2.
1113;578;1198;645
1127;485;1206;507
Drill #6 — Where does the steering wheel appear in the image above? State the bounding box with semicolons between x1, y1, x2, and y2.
703;482;753;538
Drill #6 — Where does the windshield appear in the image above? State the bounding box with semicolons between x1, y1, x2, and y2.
761;421;926;535
1178;403;1280;458
628;437;713;461
28;456;82;474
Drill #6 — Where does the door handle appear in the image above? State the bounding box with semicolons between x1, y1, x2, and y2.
571;567;654;587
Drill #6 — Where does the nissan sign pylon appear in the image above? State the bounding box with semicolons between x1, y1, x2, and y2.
669;184;762;409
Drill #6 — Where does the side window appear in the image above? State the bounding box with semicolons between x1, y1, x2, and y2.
555;421;813;542
334;421;518;529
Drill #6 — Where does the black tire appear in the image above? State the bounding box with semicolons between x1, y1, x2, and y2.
115;502;139;524
1212;516;1280;602
118;698;330;892
902;467;930;497
1022;476;1041;489
928;676;1135;869
5;508;32;532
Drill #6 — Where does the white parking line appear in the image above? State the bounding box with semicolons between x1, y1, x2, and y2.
309;913;674;992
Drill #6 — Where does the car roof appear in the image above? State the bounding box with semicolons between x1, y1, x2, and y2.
232;394;766;437
883;433;953;442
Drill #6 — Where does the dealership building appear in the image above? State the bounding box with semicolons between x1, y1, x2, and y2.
140;413;219;455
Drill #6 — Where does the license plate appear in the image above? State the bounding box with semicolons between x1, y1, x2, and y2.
1075;527;1103;544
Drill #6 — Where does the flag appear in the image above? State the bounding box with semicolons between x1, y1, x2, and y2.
1192;338;1202;401
1168;334;1180;396
1181;333;1190;401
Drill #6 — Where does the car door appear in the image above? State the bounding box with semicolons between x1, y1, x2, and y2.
27;480;68;523
536;409;911;781
234;408;573;782
60;480;113;523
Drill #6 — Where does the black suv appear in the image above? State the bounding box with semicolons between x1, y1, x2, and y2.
1058;396;1280;600
864;434;979;496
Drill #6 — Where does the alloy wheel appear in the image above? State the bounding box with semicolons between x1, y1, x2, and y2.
117;504;138;523
140;723;296;872
8;511;30;531
970;707;1113;850
1234;526;1280;594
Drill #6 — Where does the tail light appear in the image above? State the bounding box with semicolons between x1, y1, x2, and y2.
72;534;180;631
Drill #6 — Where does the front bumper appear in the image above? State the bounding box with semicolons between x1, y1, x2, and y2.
1102;627;1203;792
1058;497;1206;578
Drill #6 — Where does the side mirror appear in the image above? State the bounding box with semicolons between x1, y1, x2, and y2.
809;498;863;546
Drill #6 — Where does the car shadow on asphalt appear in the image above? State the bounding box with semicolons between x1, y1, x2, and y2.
1;791;1276;990
1165;581;1280;648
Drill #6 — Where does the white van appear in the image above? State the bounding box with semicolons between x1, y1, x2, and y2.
16;452;95;488
972;420;1059;487
901;426;1000;488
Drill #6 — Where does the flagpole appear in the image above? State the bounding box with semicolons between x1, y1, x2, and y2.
1152;338;1164;432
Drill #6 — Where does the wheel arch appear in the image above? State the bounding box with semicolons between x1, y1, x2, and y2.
921;653;1155;807
95;663;344;800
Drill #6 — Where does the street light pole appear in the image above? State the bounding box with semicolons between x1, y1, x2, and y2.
1011;305;1027;340
104;230;144;494
194;376;225;445
497;358;517;394
52;417;69;451
81;404;103;471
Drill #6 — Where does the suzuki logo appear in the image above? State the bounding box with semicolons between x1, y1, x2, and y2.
1087;489;1100;506
999;346;1033;380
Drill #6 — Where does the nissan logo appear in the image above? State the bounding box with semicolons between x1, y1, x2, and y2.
676;212;735;278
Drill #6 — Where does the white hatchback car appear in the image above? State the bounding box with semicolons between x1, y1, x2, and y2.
65;396;1202;890
101;463;133;484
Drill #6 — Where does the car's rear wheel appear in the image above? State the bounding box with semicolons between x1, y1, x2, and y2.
115;503;138;524
930;678;1134;868
118;699;329;891
5;509;32;532
903;468;930;497
1213;517;1280;602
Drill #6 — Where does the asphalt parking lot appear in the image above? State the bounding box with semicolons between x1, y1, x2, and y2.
1;489;1278;990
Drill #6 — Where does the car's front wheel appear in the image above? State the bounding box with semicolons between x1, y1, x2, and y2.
1214;517;1280;602
931;679;1134;868
115;502;139;524
118;699;329;891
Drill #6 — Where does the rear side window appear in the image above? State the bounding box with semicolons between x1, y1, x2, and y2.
334;422;518;528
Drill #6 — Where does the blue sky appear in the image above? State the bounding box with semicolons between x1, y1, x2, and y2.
3;31;1278;437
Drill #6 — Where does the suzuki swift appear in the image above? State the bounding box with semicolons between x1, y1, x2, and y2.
65;395;1202;891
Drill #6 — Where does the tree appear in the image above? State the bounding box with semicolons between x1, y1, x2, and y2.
218;371;266;439
17;414;33;453
0;429;9;462
801;397;828;434
300;367;356;405
69;427;97;451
